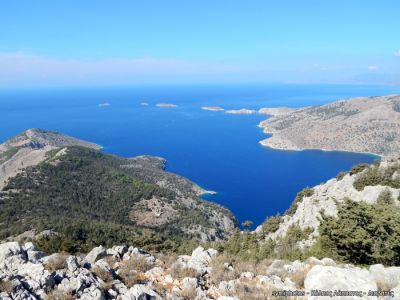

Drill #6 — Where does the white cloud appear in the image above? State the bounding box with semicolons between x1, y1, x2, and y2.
368;65;378;70
395;50;400;57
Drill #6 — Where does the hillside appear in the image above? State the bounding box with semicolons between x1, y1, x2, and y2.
1;132;400;298
259;95;400;156
0;129;236;253
0;128;101;190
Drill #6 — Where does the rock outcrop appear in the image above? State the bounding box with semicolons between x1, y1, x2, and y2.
1;243;399;299
259;95;400;157
257;156;400;247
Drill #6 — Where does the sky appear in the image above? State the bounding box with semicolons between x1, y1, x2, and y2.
0;0;400;87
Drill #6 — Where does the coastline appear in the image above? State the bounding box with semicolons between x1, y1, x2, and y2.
193;184;217;196
259;138;381;159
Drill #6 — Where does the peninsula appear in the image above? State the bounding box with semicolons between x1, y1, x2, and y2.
0;129;236;249
259;95;400;157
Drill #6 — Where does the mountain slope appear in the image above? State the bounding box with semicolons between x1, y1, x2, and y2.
259;95;400;156
0;128;101;190
0;129;236;253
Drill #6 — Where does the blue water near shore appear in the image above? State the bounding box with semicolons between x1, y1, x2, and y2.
1;84;398;226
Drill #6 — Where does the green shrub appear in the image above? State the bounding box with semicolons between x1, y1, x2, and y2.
353;164;400;191
274;225;313;261
335;172;346;181
313;199;400;265
261;214;282;235
349;163;369;175
285;188;314;216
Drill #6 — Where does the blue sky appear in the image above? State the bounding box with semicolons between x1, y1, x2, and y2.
1;0;399;86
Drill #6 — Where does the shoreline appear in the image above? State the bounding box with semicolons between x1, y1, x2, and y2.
259;139;381;158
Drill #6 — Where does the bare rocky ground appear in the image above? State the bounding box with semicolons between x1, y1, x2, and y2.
259;95;400;157
257;156;400;248
1;242;399;300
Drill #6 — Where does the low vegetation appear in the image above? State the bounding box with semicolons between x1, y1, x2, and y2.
311;198;400;265
353;162;400;191
261;213;282;235
0;146;232;254
285;188;314;216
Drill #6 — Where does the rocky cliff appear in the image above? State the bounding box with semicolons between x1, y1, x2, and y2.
259;95;400;157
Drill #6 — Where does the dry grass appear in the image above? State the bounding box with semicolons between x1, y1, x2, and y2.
43;254;68;272
179;286;198;299
170;264;200;280
0;280;13;294
45;289;74;300
226;282;272;300
209;255;238;284
103;255;119;267
155;254;177;269
92;266;114;290
288;265;312;289
121;256;154;273
209;255;274;285
119;270;147;288
118;256;153;288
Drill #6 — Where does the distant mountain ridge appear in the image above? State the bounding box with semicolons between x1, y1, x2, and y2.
259;95;400;156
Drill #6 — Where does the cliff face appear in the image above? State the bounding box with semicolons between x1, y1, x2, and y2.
0;129;236;250
257;156;400;248
259;95;400;157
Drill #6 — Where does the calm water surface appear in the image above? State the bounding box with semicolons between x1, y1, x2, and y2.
1;84;398;226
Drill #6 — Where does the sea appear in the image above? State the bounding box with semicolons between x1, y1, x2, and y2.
1;84;399;227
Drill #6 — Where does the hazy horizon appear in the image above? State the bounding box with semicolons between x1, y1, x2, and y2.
1;1;400;87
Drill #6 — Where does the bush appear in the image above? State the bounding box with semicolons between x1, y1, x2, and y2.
314;199;400;265
261;214;282;235
335;171;346;181
0;280;13;294
285;188;314;216
349;163;369;175
170;264;200;279
43;254;68;272
353;163;400;191
377;189;393;205
45;289;74;300
92;266;114;290
274;225;313;261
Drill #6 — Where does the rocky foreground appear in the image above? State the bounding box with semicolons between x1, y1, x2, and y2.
259;95;400;157
1;242;399;300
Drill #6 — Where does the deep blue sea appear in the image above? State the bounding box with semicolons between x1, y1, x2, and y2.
1;84;399;227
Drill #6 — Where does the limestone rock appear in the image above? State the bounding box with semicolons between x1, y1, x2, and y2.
187;247;218;274
119;284;162;300
369;264;400;290
85;246;107;263
305;265;377;299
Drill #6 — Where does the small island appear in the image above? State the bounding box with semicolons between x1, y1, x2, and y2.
201;106;224;112
225;108;256;115
156;103;178;108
